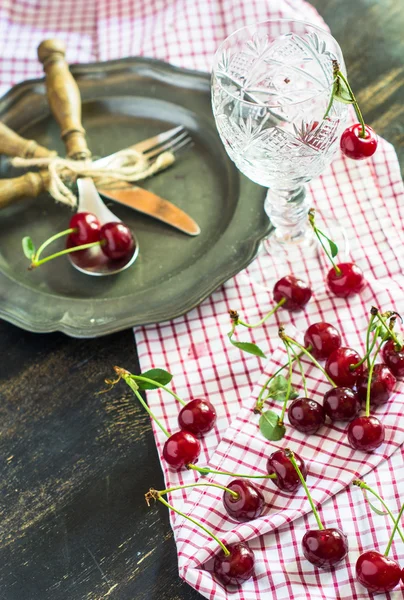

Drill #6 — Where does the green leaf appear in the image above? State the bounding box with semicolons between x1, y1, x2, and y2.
334;76;354;104
290;389;299;399
272;375;288;391
369;322;378;333
327;238;339;258
363;490;388;516
22;236;35;260
259;410;286;441
229;339;266;358
135;368;173;390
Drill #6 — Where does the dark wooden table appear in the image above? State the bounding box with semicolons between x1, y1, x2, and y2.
1;2;403;598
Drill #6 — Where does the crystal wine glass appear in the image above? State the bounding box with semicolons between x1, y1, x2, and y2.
211;19;349;288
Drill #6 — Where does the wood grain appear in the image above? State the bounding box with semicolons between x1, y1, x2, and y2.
37;40;92;161
1;3;403;599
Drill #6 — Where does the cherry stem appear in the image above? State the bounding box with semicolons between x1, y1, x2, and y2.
150;492;230;556
336;70;366;138
281;333;337;388
159;482;239;499
187;463;277;479
308;209;341;276
353;480;404;543
365;334;389;417
375;310;403;351
285;449;324;530
123;374;170;438
33;227;75;263
254;349;308;412
129;374;186;406
237;297;287;329
31;240;102;268
384;502;404;557
279;340;293;425
288;340;308;397
350;314;378;371
365;332;389;417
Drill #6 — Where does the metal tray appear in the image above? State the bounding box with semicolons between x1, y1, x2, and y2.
0;57;269;338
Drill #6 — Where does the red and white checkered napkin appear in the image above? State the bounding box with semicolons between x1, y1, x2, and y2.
135;134;404;598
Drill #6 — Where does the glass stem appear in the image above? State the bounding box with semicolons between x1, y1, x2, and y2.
264;185;310;245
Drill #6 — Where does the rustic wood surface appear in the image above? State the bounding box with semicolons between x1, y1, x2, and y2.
1;2;403;598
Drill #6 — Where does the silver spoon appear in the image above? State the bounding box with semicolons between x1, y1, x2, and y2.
68;178;139;276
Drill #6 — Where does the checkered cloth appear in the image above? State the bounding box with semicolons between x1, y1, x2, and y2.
2;1;404;598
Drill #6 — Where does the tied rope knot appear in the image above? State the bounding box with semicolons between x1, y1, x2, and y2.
10;149;175;208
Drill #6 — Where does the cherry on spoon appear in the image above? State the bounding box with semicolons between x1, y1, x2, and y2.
68;178;139;276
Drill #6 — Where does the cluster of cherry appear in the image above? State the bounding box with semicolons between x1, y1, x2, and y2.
23;211;134;269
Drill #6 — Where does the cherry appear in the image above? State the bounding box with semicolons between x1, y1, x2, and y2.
323;387;361;422
178;398;217;437
287;397;325;434
356;551;401;593
162;431;201;468
273;276;312;311
304;322;341;360
383;339;404;378
213;542;255;586
223;479;265;522
267;449;307;493
327;263;365;298
340;123;378;160
100;222;134;260
356;364;396;407
69;212;101;245
347;416;385;452
325;347;364;388
302;528;348;568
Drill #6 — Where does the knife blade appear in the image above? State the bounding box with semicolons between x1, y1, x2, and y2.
98;186;200;236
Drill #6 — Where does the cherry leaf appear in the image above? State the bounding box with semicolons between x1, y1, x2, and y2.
22;236;36;259
229;338;266;358
334;76;354;104
363;490;388;516
136;368;173;389
259;410;286;441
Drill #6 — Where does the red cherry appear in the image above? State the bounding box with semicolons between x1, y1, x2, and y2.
325;347;364;387
340;123;378;160
178;398;217;437
100;222;134;260
69;212;101;245
273;276;312;311
302;528;348;568
304;322;341;360
356;551;401;593
347;416;385;452
327;263;365;298
356;364;396;407
213;543;255;586
162;431;201;468
287;397;325;434
267;449;307;493
323;387;361;422
383;339;404;378
223;479;265;522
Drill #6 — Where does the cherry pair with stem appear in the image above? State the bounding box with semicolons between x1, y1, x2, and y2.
325;60;378;160
353;479;404;593
22;211;134;269
107;366;309;495
347;307;401;452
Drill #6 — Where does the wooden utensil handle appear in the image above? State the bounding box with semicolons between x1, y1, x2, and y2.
0;171;50;209
37;39;91;161
0;122;56;159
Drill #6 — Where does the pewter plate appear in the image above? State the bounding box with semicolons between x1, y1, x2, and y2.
0;57;269;338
